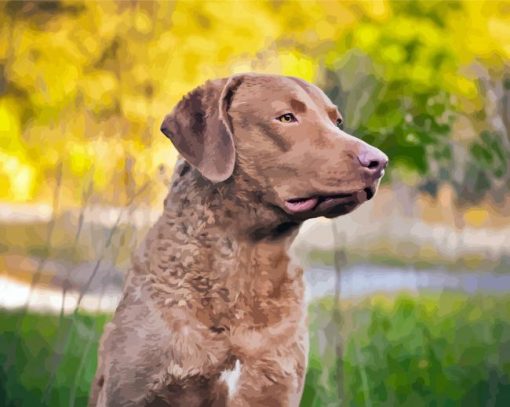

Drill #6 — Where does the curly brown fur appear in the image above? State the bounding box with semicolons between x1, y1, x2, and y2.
90;74;387;407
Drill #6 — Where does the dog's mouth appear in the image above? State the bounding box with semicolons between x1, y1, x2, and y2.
284;187;375;215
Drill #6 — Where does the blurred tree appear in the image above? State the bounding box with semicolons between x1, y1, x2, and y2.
0;0;509;208
304;0;510;207
318;1;460;176
451;65;510;208
0;0;331;204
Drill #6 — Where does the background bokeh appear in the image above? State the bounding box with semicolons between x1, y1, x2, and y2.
1;0;510;406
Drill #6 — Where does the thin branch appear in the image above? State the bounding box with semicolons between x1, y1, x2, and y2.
4;162;63;372
68;282;108;407
41;180;151;402
42;169;95;402
353;336;372;407
331;221;345;404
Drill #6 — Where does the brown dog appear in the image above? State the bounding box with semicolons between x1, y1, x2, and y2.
89;73;387;406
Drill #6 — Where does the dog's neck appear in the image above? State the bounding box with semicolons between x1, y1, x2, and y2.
163;160;300;241
143;160;303;322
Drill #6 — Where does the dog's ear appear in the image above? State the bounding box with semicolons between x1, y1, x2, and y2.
160;76;243;183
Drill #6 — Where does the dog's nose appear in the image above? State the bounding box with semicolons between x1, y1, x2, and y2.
358;147;388;178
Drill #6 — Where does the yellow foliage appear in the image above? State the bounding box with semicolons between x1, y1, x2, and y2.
0;0;507;204
0;98;21;141
279;51;317;82
463;208;489;228
0;151;36;202
81;72;118;113
453;0;510;68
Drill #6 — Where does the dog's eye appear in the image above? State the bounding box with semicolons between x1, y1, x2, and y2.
336;119;344;130
277;113;297;123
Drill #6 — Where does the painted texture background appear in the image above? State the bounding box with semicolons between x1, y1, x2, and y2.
1;0;510;405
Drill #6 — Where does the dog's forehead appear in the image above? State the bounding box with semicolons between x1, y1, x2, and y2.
286;76;335;108
232;74;335;112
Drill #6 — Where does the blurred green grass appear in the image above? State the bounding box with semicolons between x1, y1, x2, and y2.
0;312;109;407
1;293;510;406
304;293;510;406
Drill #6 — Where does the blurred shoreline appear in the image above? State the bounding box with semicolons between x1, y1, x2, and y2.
2;187;510;271
2;264;510;315
2;186;510;314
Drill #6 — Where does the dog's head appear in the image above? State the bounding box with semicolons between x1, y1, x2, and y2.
161;73;388;222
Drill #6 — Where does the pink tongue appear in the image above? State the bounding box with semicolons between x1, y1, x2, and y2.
285;197;319;213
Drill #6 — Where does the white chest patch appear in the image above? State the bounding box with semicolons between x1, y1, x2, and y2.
219;359;242;399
